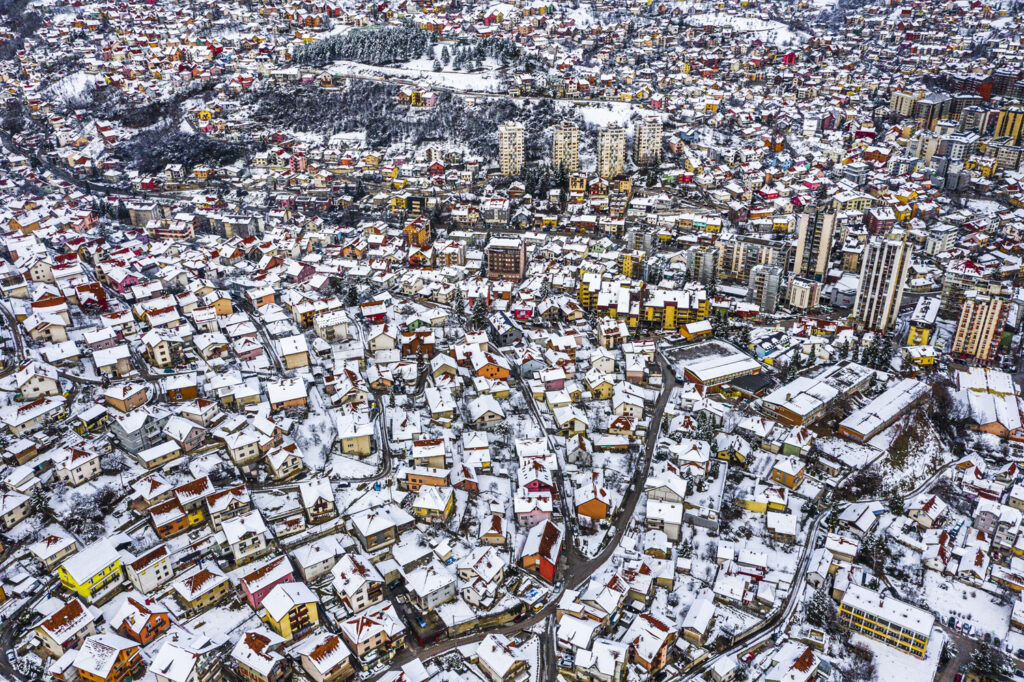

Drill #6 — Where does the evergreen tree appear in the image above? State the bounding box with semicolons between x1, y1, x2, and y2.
861;336;877;367
856;532;891;576
887;488;905;516
969;643;1008;680
939;641;958;668
825;504;841;531
441;45;450;64
695;412;716;445
452;288;466;321
29;485;53;519
875;337;894;369
705;262;718;296
779;359;794;383
710;314;727;339
734;324;751;349
805;588;837;630
471;298;488;330
432;59;442;71
346;285;359;307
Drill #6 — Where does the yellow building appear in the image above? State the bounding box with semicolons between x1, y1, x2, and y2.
995;106;1024;145
640;289;710;331
263;583;320;640
585;375;614;400
539;215;559;230
904;345;935;367
412;486;454;523
906;324;930;346
577;273;600;311
894;188;917;205
58;540;123;603
965;155;997;178
339;428;372;457
891;204;913;222
832;191;872;212
621;252;643;279
839;585;932;658
735;486;788;514
906;297;938;346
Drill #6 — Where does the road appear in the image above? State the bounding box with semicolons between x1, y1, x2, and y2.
373;351;676;676
563;352;675;587
364;336;968;682
678;439;961;680
0;301;25;375
677;506;831;681
0;578;57;682
935;626;976;682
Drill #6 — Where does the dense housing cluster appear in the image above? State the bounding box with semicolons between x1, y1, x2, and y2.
0;0;1023;681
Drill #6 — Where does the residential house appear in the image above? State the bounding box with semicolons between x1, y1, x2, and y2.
172;567;230;613
58;540;124;604
339;603;406;669
72;634;144;682
295;632;356;682
262;582;319;641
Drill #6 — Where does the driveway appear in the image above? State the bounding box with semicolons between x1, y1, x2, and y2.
934;626;975;682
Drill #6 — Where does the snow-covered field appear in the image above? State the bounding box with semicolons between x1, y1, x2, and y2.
330;454;377;479
684;12;809;45
331;57;503;93
292;385;336;472
923;571;1010;640
850;629;943;681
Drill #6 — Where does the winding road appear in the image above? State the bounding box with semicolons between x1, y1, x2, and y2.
676;455;962;680
371;350;676;676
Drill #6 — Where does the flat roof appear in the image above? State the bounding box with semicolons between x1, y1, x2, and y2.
842;584;934;636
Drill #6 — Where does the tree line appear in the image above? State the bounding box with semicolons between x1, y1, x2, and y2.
292;23;436;67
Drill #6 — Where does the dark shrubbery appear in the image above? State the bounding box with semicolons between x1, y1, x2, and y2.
248;82;564;159
0;0;43;61
293;24;435;66
115;123;253;174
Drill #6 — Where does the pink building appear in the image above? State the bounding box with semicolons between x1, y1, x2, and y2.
240;556;295;609
514;492;553;530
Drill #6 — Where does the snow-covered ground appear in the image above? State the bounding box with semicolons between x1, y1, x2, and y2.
816;437;880;469
684;12;809;45
867;419;952;494
922;571;1011;640
330;454;377;478
331;57;503;93
292;385;336;472
850;629;943;681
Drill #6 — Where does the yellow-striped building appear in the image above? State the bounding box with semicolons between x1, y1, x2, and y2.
838;585;933;658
